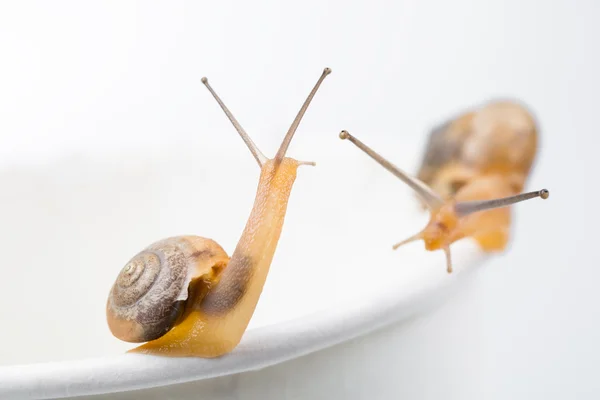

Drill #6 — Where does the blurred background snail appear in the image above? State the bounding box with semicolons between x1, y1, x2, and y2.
339;99;549;273
106;68;331;357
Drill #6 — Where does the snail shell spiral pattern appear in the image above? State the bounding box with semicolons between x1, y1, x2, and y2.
106;236;229;343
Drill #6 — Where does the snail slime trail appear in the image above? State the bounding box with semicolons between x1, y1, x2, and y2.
339;100;549;273
106;68;331;357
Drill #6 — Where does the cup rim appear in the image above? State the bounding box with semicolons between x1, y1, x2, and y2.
0;240;487;399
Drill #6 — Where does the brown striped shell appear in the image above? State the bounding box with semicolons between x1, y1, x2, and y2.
106;236;229;343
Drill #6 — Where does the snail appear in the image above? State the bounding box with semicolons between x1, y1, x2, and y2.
339;99;549;273
106;68;331;357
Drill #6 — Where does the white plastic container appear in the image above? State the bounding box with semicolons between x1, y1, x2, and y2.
0;137;490;399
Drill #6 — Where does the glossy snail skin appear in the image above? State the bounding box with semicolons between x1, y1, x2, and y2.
339;99;549;273
134;158;302;356
106;68;331;357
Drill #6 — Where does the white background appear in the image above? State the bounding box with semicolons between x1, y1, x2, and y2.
0;1;598;399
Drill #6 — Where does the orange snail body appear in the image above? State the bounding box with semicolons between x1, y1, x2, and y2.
415;100;539;252
339;99;549;273
106;68;331;357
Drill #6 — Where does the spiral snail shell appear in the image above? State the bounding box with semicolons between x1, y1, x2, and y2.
416;100;538;201
105;68;331;357
106;236;229;343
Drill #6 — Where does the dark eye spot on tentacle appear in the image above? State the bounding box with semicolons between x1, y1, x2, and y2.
201;254;254;315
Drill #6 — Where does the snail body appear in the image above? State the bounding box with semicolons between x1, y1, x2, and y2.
106;68;331;357
339;99;549;273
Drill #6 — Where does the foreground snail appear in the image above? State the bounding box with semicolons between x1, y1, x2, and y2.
106;68;331;357
339;100;549;273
